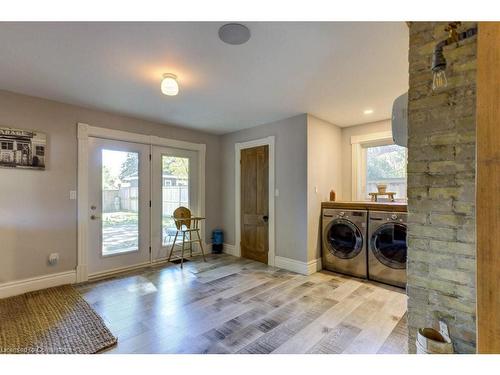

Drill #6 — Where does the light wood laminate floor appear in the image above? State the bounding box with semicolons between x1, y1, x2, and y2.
76;254;408;354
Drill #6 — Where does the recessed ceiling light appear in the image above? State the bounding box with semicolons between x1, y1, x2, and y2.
363;109;374;115
161;73;179;96
218;23;251;45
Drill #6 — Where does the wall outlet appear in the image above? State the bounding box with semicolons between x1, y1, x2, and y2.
69;190;77;200
48;253;59;265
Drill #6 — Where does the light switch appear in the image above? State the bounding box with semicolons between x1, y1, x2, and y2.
275;189;279;197
70;190;77;200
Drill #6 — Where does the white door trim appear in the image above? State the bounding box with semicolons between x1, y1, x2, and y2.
234;136;275;267
77;123;206;282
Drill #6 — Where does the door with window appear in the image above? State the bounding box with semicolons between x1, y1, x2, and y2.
87;137;151;276
151;146;199;261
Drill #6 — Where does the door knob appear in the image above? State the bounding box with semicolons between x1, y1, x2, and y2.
262;215;269;223
90;215;100;220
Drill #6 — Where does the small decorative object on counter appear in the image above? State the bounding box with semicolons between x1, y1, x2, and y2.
376;183;388;194
329;190;336;202
211;229;224;254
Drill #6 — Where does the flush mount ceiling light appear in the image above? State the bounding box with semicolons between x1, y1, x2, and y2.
363;109;374;115
218;23;251;45
161;73;179;96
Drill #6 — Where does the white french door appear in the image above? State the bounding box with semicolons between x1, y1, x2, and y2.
87;137;151;276
151;145;199;261
86;136;201;277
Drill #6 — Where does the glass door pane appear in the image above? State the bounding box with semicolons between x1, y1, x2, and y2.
101;149;139;256
151;145;199;261
162;155;190;246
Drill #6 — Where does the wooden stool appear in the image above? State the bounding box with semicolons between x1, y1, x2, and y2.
368;192;396;202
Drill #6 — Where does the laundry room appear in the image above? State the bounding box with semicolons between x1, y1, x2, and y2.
316;101;411;350
316;21;478;354
0;19;484;356
321;105;409;289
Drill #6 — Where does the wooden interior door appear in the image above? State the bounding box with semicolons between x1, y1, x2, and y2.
477;21;500;353
241;145;269;264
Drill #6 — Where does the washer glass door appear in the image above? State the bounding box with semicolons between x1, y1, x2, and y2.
370;223;407;269
325;219;363;259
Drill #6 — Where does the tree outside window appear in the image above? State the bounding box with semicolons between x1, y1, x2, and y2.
365;144;407;200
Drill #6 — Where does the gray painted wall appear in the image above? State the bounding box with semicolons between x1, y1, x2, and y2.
307;115;342;262
0;88;393;284
220;114;308;263
0;90;222;283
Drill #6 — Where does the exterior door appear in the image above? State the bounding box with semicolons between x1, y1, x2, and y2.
240;145;269;263
87;137;151;276
151;145;199;261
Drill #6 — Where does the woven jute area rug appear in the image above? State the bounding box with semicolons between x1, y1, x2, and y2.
0;285;117;354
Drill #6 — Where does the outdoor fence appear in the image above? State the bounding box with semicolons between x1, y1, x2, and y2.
162;186;189;216
102;185;188;215
119;186;139;212
366;178;407;200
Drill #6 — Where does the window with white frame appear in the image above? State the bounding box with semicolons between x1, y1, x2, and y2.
351;132;407;202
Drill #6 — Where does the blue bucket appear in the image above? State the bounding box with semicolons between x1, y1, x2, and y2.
212;229;224;254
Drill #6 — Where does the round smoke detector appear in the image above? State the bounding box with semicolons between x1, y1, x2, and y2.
218;23;251;45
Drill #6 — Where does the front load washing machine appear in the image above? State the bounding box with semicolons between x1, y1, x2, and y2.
368;211;407;288
322;209;368;279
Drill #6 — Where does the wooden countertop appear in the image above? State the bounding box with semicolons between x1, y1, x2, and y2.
321;201;407;212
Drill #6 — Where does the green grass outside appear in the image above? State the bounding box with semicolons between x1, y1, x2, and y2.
102;211;175;229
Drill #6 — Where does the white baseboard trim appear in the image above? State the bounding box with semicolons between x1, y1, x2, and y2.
275;256;322;275
88;261;151;281
310;257;322;274
223;243;238;256
0;270;77;299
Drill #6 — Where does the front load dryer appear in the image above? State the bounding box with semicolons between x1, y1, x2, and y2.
322;209;368;279
367;211;407;288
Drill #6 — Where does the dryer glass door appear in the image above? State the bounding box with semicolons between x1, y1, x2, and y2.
370;223;407;269
326;219;363;259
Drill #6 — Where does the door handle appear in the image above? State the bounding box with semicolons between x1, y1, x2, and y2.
262;215;269;223
90;215;101;220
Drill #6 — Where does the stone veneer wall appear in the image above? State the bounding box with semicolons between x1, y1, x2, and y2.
407;22;477;353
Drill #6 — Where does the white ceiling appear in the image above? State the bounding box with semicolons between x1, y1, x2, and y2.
0;22;409;134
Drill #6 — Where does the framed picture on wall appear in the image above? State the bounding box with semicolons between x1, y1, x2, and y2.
0;126;47;170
